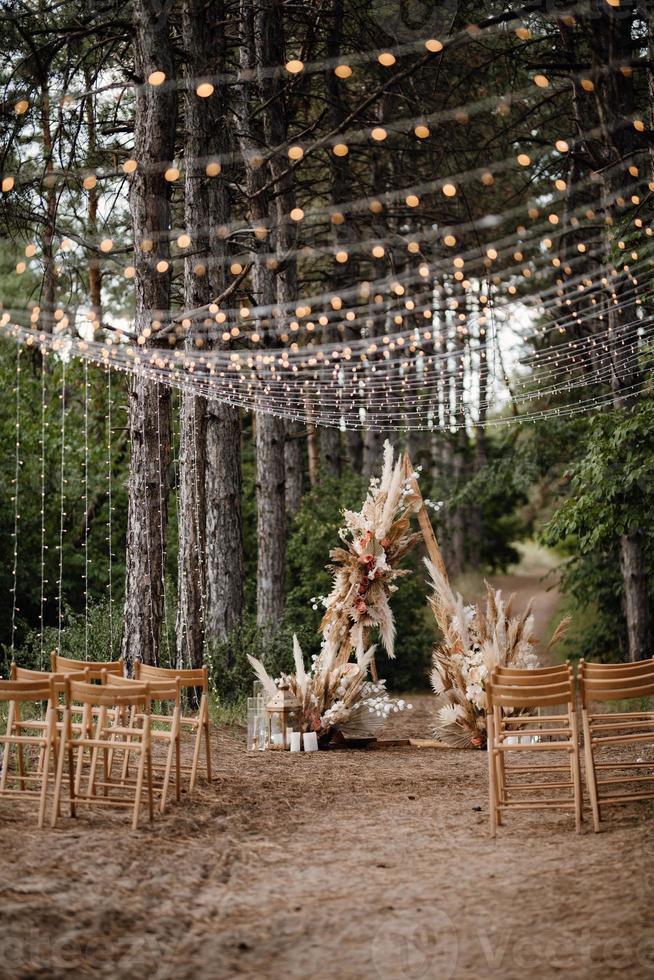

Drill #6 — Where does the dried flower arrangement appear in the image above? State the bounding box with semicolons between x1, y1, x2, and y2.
426;559;570;749
248;442;418;744
319;441;422;667
248;637;411;743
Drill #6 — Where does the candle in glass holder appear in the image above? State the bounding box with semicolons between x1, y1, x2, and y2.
290;732;302;752
303;731;318;752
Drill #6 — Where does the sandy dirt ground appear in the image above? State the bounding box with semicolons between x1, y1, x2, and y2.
1;555;652;979
1;694;653;980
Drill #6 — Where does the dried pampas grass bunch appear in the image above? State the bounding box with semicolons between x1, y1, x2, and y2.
319;440;422;667
248;638;410;741
426;559;570;748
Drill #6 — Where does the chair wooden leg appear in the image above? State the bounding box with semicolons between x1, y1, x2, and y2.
175;730;181;802
75;704;91;795
14;703;26;791
120;706;136;786
487;714;497;837
582;709;601;833
570;712;583;834
147;749;154;822
51;708;69;828
0;700;15;792
189;719;203;795
203;696;212;783
87;706;106;799
132;747;146;832
160;736;175;814
37;709;54;829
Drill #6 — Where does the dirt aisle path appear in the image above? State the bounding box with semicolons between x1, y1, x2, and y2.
1;708;652;980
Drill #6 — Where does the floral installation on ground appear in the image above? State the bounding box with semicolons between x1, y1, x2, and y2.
248;637;412;742
426;559;570;749
249;441;419;743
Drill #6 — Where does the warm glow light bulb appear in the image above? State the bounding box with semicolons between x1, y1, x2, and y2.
378;52;396;67
205;161;221;176
148;70;166;86
286;59;304;74
196;82;214;98
334;64;352;78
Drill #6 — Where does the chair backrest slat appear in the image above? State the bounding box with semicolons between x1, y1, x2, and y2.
487;667;574;709
110;673;180;702
0;678;55;703
51;652;124;680
134;662;207;691
67;678;151;709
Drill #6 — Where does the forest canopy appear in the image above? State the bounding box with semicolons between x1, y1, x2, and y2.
0;0;652;696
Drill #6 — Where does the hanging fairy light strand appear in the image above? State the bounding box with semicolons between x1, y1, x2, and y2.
39;350;47;667
10;343;22;655
106;364;114;654
83;358;90;660
57;358;66;654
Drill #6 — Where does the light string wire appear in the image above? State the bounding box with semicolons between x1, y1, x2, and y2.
1;308;650;430
7;155;647;344
83;358;89;659
10;343;21;657
3;323;645;432
39;350;47;667
4;3;596;128
106;364;114;655
155;383;171;664
57;358;66;654
4;205;651;383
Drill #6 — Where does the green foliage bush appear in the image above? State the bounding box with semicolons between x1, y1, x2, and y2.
541;399;654;661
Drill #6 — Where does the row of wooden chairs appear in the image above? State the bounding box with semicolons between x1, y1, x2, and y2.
0;654;212;830
486;658;654;836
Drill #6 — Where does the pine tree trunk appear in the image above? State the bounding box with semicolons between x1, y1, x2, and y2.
205;402;244;645
121;0;176;671
238;0;286;630
284;423;304;514
176;0;211;670
620;532;653;662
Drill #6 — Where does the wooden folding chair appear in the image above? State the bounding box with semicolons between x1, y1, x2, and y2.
0;677;58;828
108;673;182;814
579;658;654;832
52;678;154;831
134;663;212;793
50;651;124;680
486;663;583;836
9;665;89;773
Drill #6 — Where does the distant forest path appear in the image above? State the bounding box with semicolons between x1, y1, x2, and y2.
486;542;564;659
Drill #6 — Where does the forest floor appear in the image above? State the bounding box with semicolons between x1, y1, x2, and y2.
1;551;653;980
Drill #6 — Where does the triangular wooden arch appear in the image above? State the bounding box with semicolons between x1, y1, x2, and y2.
369;452;449;682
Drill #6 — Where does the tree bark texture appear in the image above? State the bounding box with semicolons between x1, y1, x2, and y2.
620;531;653;662
238;0;286;629
121;0;176;671
586;5;651;662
